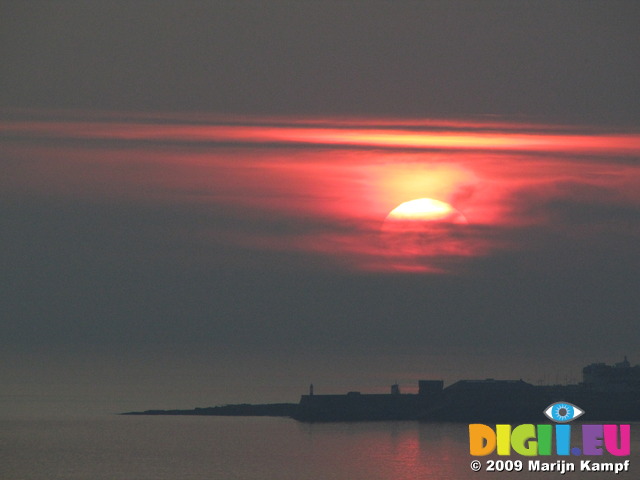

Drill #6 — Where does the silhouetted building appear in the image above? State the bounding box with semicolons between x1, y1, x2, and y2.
420;379;539;422
294;380;443;422
583;357;640;391
418;380;444;397
294;358;640;422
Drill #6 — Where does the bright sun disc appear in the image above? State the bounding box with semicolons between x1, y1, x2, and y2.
385;198;467;224
381;198;469;261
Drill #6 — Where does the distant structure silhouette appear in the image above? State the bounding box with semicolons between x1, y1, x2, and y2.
294;357;640;422
583;356;640;391
123;357;640;422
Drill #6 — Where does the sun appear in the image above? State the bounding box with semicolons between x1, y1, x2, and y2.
380;198;469;262
385;198;467;225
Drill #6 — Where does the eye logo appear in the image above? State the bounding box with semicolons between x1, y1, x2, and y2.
543;402;584;423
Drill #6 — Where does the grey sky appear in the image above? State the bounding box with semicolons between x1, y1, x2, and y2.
2;1;639;122
1;1;639;415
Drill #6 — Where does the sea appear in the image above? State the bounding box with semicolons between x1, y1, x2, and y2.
1;415;638;479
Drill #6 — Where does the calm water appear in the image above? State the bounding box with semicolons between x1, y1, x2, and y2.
1;415;638;480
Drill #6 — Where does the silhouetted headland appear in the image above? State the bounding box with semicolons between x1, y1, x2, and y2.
123;357;640;422
123;403;298;417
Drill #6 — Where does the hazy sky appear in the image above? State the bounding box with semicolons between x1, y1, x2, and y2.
2;1;640;415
